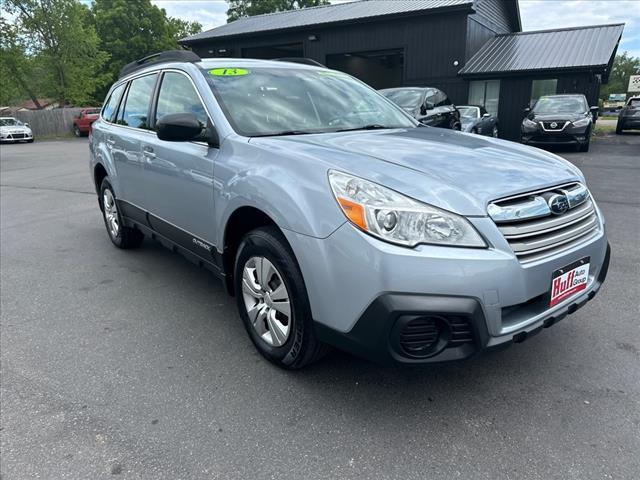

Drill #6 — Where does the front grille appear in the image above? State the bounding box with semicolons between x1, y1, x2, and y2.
11;133;26;139
541;121;568;131
489;183;600;263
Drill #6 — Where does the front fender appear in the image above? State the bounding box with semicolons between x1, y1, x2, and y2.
213;138;346;248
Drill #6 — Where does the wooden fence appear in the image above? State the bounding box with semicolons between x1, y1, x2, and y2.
14;108;85;137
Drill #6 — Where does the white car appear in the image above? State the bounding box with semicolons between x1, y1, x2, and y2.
0;117;34;143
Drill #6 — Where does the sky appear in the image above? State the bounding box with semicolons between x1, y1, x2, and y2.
150;0;640;58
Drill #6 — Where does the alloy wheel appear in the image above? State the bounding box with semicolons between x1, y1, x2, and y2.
103;189;119;238
241;256;291;347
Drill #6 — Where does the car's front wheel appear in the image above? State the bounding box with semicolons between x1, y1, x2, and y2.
73;125;82;137
99;178;144;249
492;125;499;137
234;226;328;369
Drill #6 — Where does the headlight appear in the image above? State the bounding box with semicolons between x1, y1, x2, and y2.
522;118;537;128
328;170;486;248
572;117;591;128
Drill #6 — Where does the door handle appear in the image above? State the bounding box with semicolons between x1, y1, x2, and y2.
142;147;156;160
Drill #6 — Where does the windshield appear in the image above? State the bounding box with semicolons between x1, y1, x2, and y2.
380;89;425;109
203;67;417;136
0;118;21;127
533;96;587;114
458;107;479;118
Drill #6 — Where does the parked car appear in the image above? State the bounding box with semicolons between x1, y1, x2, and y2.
73;108;101;137
90;52;609;369
0;117;34;143
379;87;461;130
521;94;598;152
615;96;640;134
457;105;499;137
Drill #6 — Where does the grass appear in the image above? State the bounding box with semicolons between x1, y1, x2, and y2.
599;115;619;120
593;122;617;137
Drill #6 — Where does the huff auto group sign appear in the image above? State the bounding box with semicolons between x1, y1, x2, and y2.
628;75;640;93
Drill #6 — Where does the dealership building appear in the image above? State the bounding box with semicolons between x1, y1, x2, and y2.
181;0;624;140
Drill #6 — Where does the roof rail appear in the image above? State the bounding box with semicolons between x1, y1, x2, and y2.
119;50;201;78
275;57;325;67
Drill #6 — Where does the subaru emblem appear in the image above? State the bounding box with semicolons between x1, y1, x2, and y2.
548;194;569;215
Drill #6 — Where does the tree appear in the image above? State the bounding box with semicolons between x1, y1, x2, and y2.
227;0;330;22
3;0;110;106
0;17;39;106
601;52;640;100
93;0;201;96
167;17;203;42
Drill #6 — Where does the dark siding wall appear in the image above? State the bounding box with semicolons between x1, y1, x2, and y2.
473;0;514;33
496;72;602;141
465;0;516;62
189;12;471;105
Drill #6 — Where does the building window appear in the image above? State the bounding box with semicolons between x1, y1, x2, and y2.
468;80;500;116
531;79;557;103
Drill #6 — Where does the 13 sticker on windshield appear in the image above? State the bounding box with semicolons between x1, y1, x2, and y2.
209;68;250;77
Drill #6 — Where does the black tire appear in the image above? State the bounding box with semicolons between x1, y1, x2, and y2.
471;128;478;135
616;121;624;135
492;125;499;138
579;140;590;152
26;139;34;143
73;125;82;137
99;178;144;249
234;226;328;369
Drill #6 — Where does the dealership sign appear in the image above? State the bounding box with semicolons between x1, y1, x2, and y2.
629;75;640;93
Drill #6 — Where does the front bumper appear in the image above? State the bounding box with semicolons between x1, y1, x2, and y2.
521;124;590;146
0;132;33;142
283;212;609;366
315;244;609;365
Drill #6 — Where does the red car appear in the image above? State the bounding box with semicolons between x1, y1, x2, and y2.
73;108;101;137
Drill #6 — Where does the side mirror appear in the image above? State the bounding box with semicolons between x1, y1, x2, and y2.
24;122;30;127
156;113;204;142
590;106;599;117
425;101;435;110
523;107;531;114
482;113;491;118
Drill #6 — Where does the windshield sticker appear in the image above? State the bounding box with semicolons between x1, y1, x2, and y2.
209;68;250;77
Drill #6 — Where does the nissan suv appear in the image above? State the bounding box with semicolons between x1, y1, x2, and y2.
89;51;610;369
521;94;599;152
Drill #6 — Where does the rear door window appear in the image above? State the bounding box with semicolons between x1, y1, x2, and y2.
118;73;158;129
102;83;126;123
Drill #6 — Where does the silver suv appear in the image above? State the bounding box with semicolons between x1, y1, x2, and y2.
90;51;610;369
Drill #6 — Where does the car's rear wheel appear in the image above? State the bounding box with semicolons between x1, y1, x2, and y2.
73;125;82;137
616;121;624;134
234;226;328;369
99;178;144;249
492;125;499;137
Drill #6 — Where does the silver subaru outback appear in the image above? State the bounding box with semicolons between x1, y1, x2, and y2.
89;51;610;369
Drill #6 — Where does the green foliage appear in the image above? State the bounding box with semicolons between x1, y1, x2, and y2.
1;0;202;107
4;0;110;106
227;0;330;22
601;52;640;100
92;0;201;98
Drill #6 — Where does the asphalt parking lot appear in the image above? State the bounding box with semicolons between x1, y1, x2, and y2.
1;135;639;480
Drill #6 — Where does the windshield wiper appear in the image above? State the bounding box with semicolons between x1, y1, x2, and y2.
253;130;315;137
336;124;390;132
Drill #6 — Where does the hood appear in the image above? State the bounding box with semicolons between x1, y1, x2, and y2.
528;112;587;122
253;127;583;216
